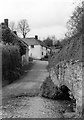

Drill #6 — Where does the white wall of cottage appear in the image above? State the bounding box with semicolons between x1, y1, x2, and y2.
29;45;47;59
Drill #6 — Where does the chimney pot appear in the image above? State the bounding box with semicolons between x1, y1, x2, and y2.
4;19;8;27
1;23;5;28
35;35;38;40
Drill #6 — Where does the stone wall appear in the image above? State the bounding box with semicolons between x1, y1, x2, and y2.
49;60;83;117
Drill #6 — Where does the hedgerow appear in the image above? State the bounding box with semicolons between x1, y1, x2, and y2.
2;45;22;85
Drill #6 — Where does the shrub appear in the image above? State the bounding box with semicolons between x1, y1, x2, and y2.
49;34;82;69
29;57;33;62
2;45;22;84
40;77;58;99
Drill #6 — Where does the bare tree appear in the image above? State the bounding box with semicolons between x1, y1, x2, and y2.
17;19;30;38
9;21;16;31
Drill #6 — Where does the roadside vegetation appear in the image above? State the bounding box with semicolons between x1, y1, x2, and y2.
40;1;84;118
2;22;32;86
2;45;22;86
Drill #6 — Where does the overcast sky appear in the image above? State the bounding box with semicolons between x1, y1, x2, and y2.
0;0;78;40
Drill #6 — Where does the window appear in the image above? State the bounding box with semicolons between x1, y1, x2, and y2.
42;52;43;55
31;45;34;48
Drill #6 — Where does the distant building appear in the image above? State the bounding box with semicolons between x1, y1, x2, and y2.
23;35;49;59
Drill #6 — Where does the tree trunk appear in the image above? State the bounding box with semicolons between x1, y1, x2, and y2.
23;34;25;38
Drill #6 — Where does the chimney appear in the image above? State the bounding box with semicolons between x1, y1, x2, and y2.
4;19;8;27
13;31;17;35
1;23;5;28
35;35;38;40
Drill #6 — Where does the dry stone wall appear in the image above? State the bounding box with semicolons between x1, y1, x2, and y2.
49;60;83;116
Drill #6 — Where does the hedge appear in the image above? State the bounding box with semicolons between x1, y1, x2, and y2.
2;45;22;85
49;34;82;69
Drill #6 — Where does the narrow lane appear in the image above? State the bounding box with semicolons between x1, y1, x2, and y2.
2;60;49;98
2;60;72;118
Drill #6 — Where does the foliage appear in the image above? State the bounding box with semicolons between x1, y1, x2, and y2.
2;26;26;56
54;40;62;48
67;1;84;37
40;77;58;99
40;77;71;100
2;45;22;84
17;19;30;38
29;57;33;62
51;0;83;68
2;27;14;43
43;37;53;47
49;34;82;70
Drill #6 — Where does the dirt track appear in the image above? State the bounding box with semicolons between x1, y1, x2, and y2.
2;60;49;98
2;60;73;118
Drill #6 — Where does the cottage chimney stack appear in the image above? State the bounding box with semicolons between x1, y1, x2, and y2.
4;19;8;27
1;23;5;28
35;35;38;40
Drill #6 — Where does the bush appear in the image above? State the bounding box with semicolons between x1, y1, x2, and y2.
49;34;82;69
40;77;71;100
2;45;22;85
29;57;33;62
2;27;26;56
40;77;58;99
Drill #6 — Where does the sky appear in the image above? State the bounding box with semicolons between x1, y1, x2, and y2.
0;0;79;40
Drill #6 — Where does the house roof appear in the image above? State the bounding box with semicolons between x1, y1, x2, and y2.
22;38;48;48
22;38;40;46
37;39;48;48
11;31;29;48
1;23;28;48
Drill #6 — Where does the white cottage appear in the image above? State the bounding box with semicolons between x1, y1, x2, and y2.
23;36;48;60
